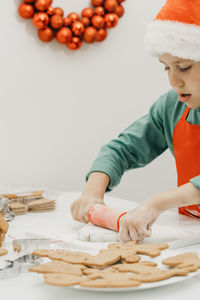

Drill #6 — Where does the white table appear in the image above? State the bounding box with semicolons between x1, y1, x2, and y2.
1;191;200;300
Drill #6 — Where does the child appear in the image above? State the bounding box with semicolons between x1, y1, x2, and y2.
71;0;200;242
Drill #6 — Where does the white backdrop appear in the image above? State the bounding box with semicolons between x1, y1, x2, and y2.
1;0;176;202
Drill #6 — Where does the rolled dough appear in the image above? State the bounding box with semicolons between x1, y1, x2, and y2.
77;224;119;243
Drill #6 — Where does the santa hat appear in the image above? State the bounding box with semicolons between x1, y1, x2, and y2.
144;0;200;61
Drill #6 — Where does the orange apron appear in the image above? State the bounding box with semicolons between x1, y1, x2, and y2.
173;106;200;219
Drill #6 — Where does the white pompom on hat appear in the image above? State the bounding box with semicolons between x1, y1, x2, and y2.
144;0;200;61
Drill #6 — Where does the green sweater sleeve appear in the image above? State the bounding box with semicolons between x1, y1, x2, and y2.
86;94;168;191
190;176;200;190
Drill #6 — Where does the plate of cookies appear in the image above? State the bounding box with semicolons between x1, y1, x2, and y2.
29;241;200;291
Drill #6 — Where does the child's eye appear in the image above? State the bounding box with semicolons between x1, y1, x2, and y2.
179;66;192;72
164;66;170;71
164;65;192;72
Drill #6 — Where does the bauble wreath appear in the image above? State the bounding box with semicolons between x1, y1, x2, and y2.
18;0;125;50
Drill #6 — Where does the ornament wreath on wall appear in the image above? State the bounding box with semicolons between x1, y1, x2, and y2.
18;0;125;50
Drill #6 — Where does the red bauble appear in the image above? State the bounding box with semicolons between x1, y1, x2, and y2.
80;17;90;27
91;15;104;29
56;27;72;44
81;7;94;18
54;7;64;17
91;0;104;6
114;5;124;17
104;13;118;28
94;6;105;16
66;37;82;50
72;22;85;36
97;28;107;42
24;0;35;3
32;12;49;29
18;3;34;19
117;0;125;2
50;15;63;29
63;17;72;27
34;0;52;11
38;27;54;42
104;0;118;12
47;6;55;15
67;12;80;23
83;26;97;43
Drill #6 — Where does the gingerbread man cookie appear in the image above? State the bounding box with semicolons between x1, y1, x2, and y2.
43;273;84;286
108;241;168;257
80;272;141;288
162;252;200;271
29;260;85;275
48;251;94;264
32;249;69;258
113;261;191;282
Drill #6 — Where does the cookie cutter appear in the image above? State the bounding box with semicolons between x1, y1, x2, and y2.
12;238;53;254
0;260;20;279
0;254;42;279
7;254;42;272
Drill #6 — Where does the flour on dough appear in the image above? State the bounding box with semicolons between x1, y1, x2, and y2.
77;224;119;243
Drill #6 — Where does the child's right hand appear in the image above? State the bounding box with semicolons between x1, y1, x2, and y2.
119;199;162;242
70;195;104;224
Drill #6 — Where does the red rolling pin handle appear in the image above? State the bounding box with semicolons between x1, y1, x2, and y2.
88;204;127;232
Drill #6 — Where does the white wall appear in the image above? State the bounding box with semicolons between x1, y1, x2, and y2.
1;0;177;201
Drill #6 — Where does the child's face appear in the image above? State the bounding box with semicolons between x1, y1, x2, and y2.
159;53;200;109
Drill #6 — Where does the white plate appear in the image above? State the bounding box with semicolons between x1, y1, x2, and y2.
70;270;199;292
39;248;200;292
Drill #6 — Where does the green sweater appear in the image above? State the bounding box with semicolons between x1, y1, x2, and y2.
86;89;200;192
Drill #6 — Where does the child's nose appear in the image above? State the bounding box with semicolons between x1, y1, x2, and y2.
169;73;184;88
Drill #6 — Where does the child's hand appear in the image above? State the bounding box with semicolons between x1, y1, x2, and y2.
70;195;104;224
119;200;162;242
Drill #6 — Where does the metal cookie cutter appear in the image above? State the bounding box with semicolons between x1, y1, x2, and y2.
7;254;42;272
0;254;42;279
0;260;20;279
12;238;53;254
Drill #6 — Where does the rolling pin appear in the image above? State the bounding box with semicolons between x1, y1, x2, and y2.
88;204;127;232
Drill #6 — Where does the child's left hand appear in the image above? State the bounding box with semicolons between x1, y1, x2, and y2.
119;200;162;242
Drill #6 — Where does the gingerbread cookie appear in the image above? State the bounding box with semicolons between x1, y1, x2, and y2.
99;248;141;264
0;248;8;256
49;248;136;267
80;272;141;288
48;251;94;264
83;267;114;276
108;241;168;257
3;190;43;199
4;190;56;214
28;198;55;212
84;249;122;267
30;243;200;288
32;249;66;257
88;247;142;267
113;261;191;282
29;260;85;275
0;232;2;248
43;273;84;286
0;214;9;235
0;214;9;247
33;241;167;268
9;202;27;215
162;252;200;271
